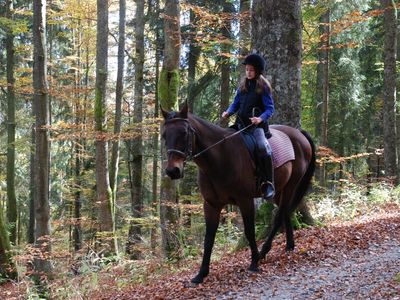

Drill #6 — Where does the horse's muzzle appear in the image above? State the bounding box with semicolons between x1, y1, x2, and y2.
165;166;183;180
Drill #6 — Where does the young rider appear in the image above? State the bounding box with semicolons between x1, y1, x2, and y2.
222;53;275;200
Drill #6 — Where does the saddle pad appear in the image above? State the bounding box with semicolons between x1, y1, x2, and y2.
269;129;295;168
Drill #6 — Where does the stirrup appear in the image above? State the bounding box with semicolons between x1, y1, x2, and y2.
261;181;275;200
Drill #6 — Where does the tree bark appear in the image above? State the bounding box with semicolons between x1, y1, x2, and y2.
110;0;126;208
238;0;250;80
126;0;145;259
252;0;302;128
382;0;398;182
33;0;53;278
317;8;330;187
151;0;161;251
187;0;202;113
219;0;234;128
252;0;313;225
6;0;17;246
95;0;114;252
0;205;16;279
159;0;181;259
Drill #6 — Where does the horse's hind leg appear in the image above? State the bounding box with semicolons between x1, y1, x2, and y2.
239;201;260;272
191;201;222;284
283;210;295;251
259;192;285;259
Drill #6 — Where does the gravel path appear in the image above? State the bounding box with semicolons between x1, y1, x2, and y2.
220;238;400;299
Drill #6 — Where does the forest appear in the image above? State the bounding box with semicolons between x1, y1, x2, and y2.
0;0;399;298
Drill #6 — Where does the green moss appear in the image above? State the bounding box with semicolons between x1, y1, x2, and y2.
159;68;180;111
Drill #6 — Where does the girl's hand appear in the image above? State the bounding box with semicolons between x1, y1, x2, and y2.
222;111;230;118
250;117;262;125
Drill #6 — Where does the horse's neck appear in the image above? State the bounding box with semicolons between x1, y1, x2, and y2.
189;114;236;168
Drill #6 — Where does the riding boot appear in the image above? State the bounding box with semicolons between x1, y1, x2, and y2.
261;154;275;200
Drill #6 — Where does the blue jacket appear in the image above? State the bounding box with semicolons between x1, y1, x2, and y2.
227;79;274;127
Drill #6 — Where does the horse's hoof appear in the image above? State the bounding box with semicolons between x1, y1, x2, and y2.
248;265;260;273
191;274;204;284
286;245;295;252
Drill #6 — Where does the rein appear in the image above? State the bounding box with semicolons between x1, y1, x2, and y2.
191;123;254;159
164;116;254;162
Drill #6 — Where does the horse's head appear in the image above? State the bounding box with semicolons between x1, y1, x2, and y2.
161;103;194;180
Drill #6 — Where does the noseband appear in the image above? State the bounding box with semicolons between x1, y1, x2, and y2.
164;118;195;162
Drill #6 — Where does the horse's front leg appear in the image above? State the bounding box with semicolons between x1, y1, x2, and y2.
191;201;222;284
239;201;260;272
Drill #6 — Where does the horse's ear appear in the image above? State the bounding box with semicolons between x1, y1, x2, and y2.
180;101;188;118
160;105;170;120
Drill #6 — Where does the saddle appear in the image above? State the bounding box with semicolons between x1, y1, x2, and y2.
240;128;295;169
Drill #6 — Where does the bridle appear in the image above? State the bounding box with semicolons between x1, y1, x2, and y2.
164;118;196;161
163;117;254;162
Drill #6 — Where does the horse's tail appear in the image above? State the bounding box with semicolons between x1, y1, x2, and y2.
290;129;316;212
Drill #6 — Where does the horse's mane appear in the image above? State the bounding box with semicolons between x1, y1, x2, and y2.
188;113;235;136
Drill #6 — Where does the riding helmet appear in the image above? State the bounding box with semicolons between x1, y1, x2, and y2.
242;53;267;74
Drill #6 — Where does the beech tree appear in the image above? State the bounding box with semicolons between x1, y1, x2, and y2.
33;0;53;277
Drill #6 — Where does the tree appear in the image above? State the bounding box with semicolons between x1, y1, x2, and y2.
33;0;53;278
317;6;331;186
381;0;398;182
159;0;181;259
219;0;234;128
252;0;302;128
110;0;126;209
126;0;145;259
95;0;114;252
5;0;17;245
0;206;16;280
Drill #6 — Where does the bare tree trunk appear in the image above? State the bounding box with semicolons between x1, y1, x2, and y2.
187;0;202;113
252;0;302;128
126;0;145;259
382;0;398;183
159;0;181;259
318;8;330;187
6;0;17;246
0;205;16;279
95;0;114;252
252;0;313;225
219;0;234;128
238;0;250;79
33;0;53;278
28;121;35;244
151;0;162;251
110;0;126;209
73;25;82;252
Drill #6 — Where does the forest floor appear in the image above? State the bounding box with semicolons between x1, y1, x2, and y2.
1;203;399;299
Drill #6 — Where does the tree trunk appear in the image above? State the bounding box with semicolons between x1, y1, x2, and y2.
219;0;234;128
159;0;181;259
187;0;202;113
0;205;16;280
28;122;35;245
151;0;162;251
6;0;17;246
110;0;126;209
252;0;302;128
73;26;83;252
95;0;114;252
252;0;313;225
238;0;250;80
126;0;145;259
317;8;330;187
382;0;398;182
33;0;53;278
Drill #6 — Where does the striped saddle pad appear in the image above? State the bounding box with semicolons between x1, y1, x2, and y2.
269;129;295;168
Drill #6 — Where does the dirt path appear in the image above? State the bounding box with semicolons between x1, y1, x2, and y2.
220;239;400;299
108;209;400;300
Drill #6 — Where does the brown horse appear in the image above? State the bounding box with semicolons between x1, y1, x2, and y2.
161;104;316;284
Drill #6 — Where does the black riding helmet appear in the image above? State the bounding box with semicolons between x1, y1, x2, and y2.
242;53;267;75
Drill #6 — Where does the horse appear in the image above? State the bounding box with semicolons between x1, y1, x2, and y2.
161;103;316;284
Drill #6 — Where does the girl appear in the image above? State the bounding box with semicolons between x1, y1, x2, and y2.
222;53;275;200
